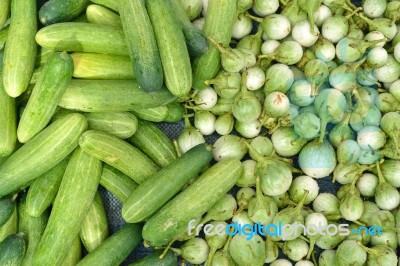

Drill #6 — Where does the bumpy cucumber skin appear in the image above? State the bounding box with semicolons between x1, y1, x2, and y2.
0;113;87;198
192;0;237;90
119;0;163;92
3;0;37;97
36;22;128;56
129;250;177;266
76;223;143;266
39;0;89;25
0;0;10;30
33;147;102;266
0;233;26;266
84;112;138;139
143;159;243;246
18;52;74;143
86;4;122;28
61;237;82;266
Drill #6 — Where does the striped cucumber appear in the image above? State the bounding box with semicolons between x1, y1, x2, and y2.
32;147;102;266
128;120;177;168
0;197;14;227
86;4;122;28
91;0;119;12
36;22;128;56
0;113;87;197
3;0;37;97
100;164;138;203
39;0;89;25
119;0;163;92
61;237;82;266
0;201;17;242
129;250;177;266
84;112;138;139
76;223;142;266
59;80;177;112
79;192;109;252
192;0;237;90
143;158;243;246
147;0;192;97
35;47;54;67
122;144;213;223
0;26;8;50
80;130;159;184
0;233;26;266
131;106;169;123
26;156;70;218
71;52;134;80
17;52;74;143
0;0;10;30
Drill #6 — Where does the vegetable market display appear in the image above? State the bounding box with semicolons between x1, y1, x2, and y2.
0;0;400;265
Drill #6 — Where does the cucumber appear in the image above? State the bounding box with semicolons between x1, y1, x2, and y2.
0;233;26;266
71;52;134;80
129;250;177;266
32;147;102;266
18;52;74;143
39;0;89;25
79;130;160;184
36;22;128;56
26;156;70;218
128;120;177;168
122;144;213;223
79;192;108;252
17;194;49;266
192;0;237;90
146;0;192;97
0;197;14;227
86;4;122;28
72;13;89;23
131;106;169;123
59;80;177;112
0;0;10;30
143;158;243;246
0;204;17;242
3;0;37;97
35;47;54;67
0;113;87;198
118;0;163;92
168;0;208;57
91;0;119;12
100;164;138;202
164;102;186;122
76;223;142;266
0;26;8;50
61;237;82;266
29;66;44;85
84;112;138;139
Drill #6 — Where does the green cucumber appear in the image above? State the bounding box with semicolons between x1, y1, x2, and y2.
35;47;54;67
143;158;243;246
91;0;119;12
86;4;121;28
0;233;26;266
0;204;17;242
164;102;186;122
3;0;37;97
76;223;142;266
119;0;163;92
131;106;169;123
32;147;102;266
0;0;10;30
0;26;8;50
192;0;237;90
168;0;208;57
0;113;87;197
84;112;138;139
39;0;89;25
36;22;128;56
129;250;177;266
71;52;134;80
59;80;177;112
100;164;138;202
80;130;159;184
79;192;108;252
26;156;70;218
0;197;14;227
61;237;82;266
51;107;77;122
128;120;177;168
18;194;49;266
72;13;89;22
122;143;213;223
18;52;74;143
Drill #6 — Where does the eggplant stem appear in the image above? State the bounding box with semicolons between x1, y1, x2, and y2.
160;239;177;259
246;13;263;23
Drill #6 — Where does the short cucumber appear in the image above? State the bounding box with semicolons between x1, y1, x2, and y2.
80;130;160;184
32;147;102;266
100;164;138;203
76;223;142;266
131;106;169;123
26;156;70;218
192;0;237;90
0;197;14;227
0;0;9;31
143;158;243;246
59;80;177;112
84;112;138;139
0;203;17;242
0;26;9;50
79;192;109;252
128;120;177;168
119;0;163;92
129;250;177;266
0;233;26;266
2;0;37;97
147;0;192;97
0;113;87;197
71;52;134;80
61;237;82;266
36;22;129;56
91;0;119;13
86;4;122;28
17;52;74;143
164;102;186;122
122;143;213;223
39;0;89;25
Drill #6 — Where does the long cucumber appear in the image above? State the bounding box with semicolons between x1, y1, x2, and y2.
131;106;169;123
86;4;122;28
39;0;89;25
84;112;138;139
